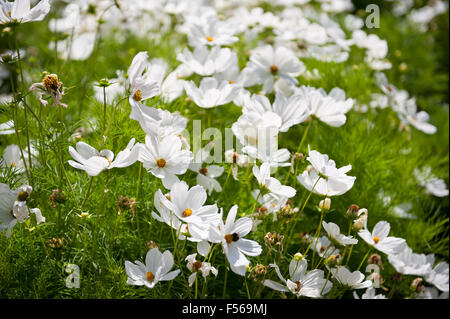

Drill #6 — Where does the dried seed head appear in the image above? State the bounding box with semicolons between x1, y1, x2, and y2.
192;261;203;272
368;254;383;268
346;204;360;218
43;74;61;92
147;241;159;249
47;237;66;249
199;167;208;175
49;189;65;208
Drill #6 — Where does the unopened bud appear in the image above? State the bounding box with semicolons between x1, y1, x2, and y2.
325;254;341;267
353;219;364;231
306;165;314;173
319;198;331;211
411;277;424;292
294;253;304;261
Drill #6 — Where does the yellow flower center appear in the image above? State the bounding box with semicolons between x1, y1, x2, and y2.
228;80;234;84
156;158;166;168
373;236;380;244
133;89;142;101
8;11;11;17
270;65;278;75
206;36;214;42
182;208;192;217
146;271;155;282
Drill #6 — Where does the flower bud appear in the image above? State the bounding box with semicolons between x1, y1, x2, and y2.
353;219;364;231
410;277;424;292
325;254;341;267
319;198;331;211
294;253;304;261
306;165;314;173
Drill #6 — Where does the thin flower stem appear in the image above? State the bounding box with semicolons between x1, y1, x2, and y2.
296;119;312;153
13;26;33;182
320;268;332;296
135;162;143;233
217;165;232;203
103;86;107;134
195;274;199;299
244;277;251;299
286;177;321;250
80;176;94;209
357;248;372;271
250;191;261;218
222;266;228;298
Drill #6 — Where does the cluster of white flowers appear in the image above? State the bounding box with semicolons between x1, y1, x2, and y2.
0;0;448;299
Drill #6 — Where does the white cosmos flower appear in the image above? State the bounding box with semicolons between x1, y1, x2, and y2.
322;221;358;246
242;92;310;133
295;86;354;127
130;104;187;140
0;0;50;24
125;247;180;289
253;162;296;198
68;139;139;176
208;205;262;276
297;147;356;197
358;221;406;255
243;45;306;93
352;30;388;60
0;120;14;135
310;235;340;258
331;266;373;289
184;77;240;109
224;149;249;181
160;181;220;241
424;255;449;292
127;52;160;107
151;189;188;240
353;287;387;299
0;183;44;238
251;189;289;222
397;98;437;134
416;287;449;299
185;253;218;287
387;245;433;276
177;46;236;76
1;143;38;174
138;135;193;189
414;167;449;197
187;16;238;47
189;143;224;195
263;258;332;298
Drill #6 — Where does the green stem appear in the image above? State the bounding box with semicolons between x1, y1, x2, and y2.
81;176;94;209
357;248;372;271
